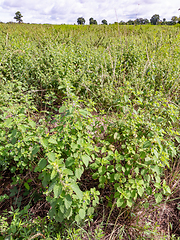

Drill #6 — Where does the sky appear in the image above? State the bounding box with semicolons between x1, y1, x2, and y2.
0;0;180;24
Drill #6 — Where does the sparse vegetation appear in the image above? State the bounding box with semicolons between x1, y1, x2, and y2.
0;23;180;239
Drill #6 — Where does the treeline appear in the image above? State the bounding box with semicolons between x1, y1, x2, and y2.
1;11;180;26
77;14;180;25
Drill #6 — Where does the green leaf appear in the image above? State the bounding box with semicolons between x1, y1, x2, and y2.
63;168;74;175
127;199;133;207
164;185;171;194
47;152;55;162
65;157;75;167
98;166;106;175
146;186;152;195
157;117;163;123
81;154;91;167
114;132;118;140
38;158;47;171
71;143;78;152
27;179;32;183
155;192;162;203
99;176;106;184
156;176;161;183
64;207;72;219
154;182;161;189
18;125;26;133
87;207;94;215
48;137;58;144
137;186;144;197
70;182;83;199
114;173;121;181
134;167;139;175
153;149;158;159
59;106;66;113
75;168;84;180
41;138;49;148
175;136;180;143
60;204;65;213
117;198;124;207
140;151;146;159
64;195;72;209
11;137;17;144
79;209;86;219
32;146;40;156
48;182;56;193
28;120;36;128
24;182;30;190
11;225;16;234
75;214;81;223
144;202;149;209
115;164;122;172
11;129;17;137
51;169;57;180
79;109;89;117
53;184;62;198
143;141;151;148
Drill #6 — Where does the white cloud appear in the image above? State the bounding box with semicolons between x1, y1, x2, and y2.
0;0;179;23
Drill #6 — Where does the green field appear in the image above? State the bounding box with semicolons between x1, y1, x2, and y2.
0;23;180;239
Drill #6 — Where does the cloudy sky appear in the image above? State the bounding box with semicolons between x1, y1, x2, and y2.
0;0;180;24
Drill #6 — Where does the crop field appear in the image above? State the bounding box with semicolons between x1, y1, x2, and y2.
0;23;180;239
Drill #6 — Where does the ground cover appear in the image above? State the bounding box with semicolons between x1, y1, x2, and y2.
0;23;180;239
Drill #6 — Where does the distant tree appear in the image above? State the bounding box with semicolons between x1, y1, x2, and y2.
163;18;166;23
127;20;134;25
77;17;85;25
150;14;160;25
135;18;142;25
134;18;149;25
171;16;178;24
14;11;23;23
119;20;126;25
89;18;93;24
166;21;174;25
144;18;149;24
89;18;97;25
6;21;15;24
102;19;108;25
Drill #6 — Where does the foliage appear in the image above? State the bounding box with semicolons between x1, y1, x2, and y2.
14;11;23;23
89;18;98;25
77;17;85;25
150;14;160;25
171;16;180;24
134;18;149;25
0;206;105;239
0;23;180;239
101;19;108;25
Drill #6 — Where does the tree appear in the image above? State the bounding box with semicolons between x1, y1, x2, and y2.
171;16;178;24
77;17;85;25
133;18;149;25
89;18;97;25
119;20;126;25
163;18;166;24
150;14;160;25
127;20;134;25
144;18;149;24
102;19;108;25
14;11;23;23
